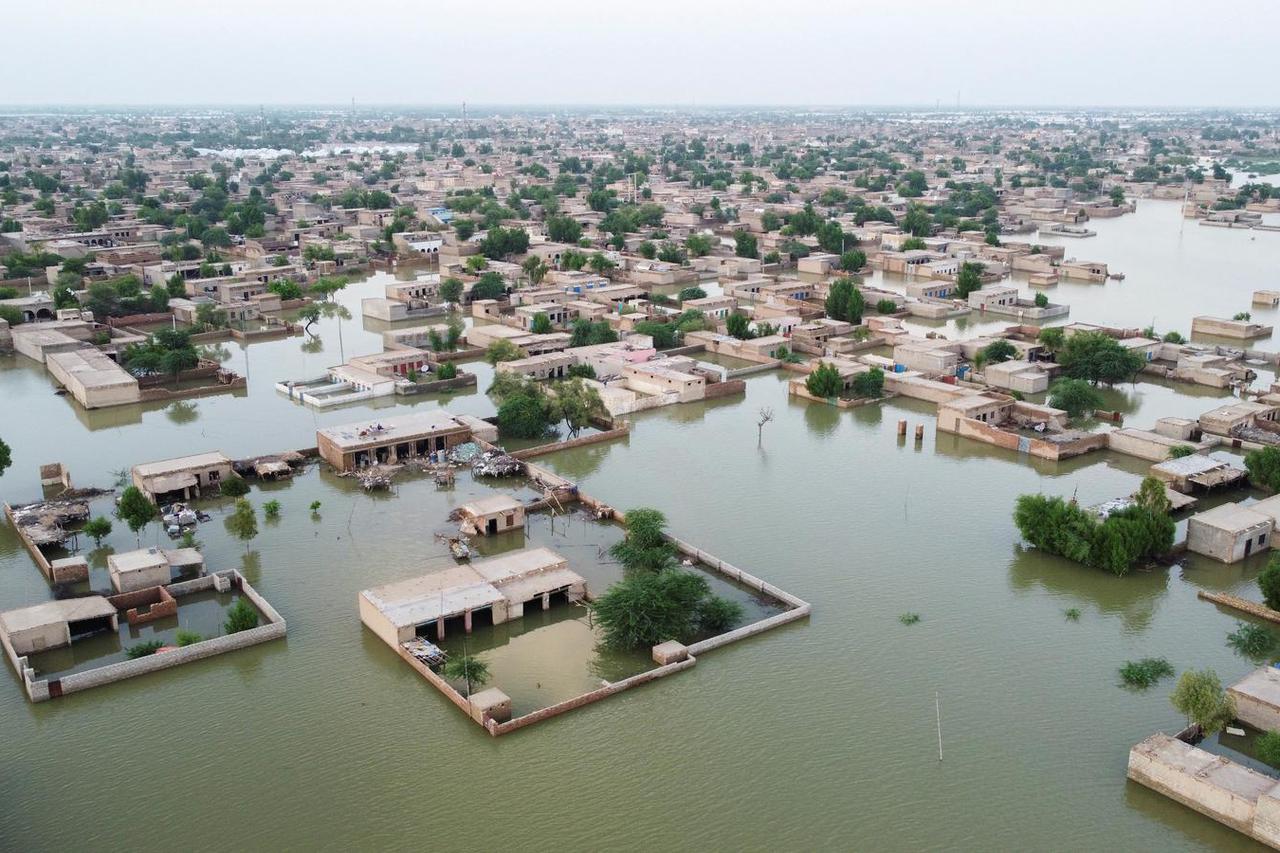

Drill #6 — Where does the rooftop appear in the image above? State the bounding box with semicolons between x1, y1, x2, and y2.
318;410;466;450
0;596;117;634
132;451;231;478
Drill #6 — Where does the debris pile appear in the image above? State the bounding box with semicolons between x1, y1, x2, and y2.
9;499;91;547
472;451;523;478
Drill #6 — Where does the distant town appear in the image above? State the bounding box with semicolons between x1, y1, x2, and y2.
3;105;1280;848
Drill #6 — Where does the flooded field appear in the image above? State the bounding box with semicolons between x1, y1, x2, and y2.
3;200;1280;850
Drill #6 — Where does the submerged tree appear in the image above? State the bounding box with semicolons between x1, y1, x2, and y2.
116;486;157;544
443;655;490;697
590;568;739;649
225;499;258;551
1170;669;1236;735
610;508;677;571
223;597;260;634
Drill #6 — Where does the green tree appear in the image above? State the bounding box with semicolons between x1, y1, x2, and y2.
610;508;676;571
545;215;582;244
223;597;260;634
496;391;553;439
1048;379;1104;419
1259;556;1280;610
734;230;758;259
1033;292;1049;308
980;339;1017;365
633;320;680;349
850;367;884;398
1246;447;1280;492
590;568;726;649
685;234;713;257
725;313;753;340
443;655;490;696
901;203;932;237
1038;326;1065;352
438;277;463;307
1257;731;1280;768
824;278;865;324
0;437;10;477
225;498;258;551
263;499;281;519
839;249;867;272
220;475;250;497
1170;669;1236;735
806;362;843;398
486;338;523;365
83;516;112;546
679;286;707;302
529;312;553;334
550;378;608;437
116;486;156;544
1058;331;1145;385
436;361;458;380
470;271;507;301
956;262;984;299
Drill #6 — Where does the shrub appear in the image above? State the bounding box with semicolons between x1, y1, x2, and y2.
850;367;884;399
610;508;676;571
223;598;260;634
590;568;714;649
309;500;322;515
979;339;1017;365
83;516;113;546
1257;731;1280;768
1169;445;1196;459
899;612;921;625
567;363;596;379
1227;622;1276;659
1013;483;1174;576
1119;658;1174;688
436;361;458;380
263;499;281;519
1048;378;1104;419
442;655;490;692
1033;291;1049;308
219;476;250;498
698;597;745;634
175;629;203;647
1064;608;1081;621
876;299;897;314
806;361;842;398
126;640;165;659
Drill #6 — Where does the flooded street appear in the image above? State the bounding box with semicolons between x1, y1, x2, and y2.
3;204;1280;851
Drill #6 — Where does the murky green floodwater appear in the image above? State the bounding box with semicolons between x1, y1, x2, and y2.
2;202;1280;850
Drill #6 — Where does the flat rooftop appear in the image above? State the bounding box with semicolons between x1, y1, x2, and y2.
1231;666;1280;712
46;347;137;390
0;596;116;634
132;451;230;478
460;495;523;517
318;410;465;450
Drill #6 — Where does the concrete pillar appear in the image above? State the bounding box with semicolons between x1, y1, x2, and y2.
542;593;550;610
436;618;445;640
915;425;925;442
897;419;907;436
464;609;472;633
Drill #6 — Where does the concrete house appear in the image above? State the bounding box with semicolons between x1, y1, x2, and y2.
983;359;1049;394
0;597;118;655
358;547;586;644
107;548;171;593
1186;503;1273;563
317;410;477;471
131;451;234;503
458;495;525;536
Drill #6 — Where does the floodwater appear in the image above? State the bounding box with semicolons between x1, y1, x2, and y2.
1;202;1279;850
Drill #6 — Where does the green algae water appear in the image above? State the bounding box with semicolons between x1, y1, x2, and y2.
2;202;1280;850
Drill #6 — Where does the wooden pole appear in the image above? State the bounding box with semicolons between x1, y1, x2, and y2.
936;691;943;762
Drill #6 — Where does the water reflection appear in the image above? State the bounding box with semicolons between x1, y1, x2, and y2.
798;397;839;438
1008;545;1169;633
166;401;199;424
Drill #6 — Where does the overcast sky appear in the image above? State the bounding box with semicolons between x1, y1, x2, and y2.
5;0;1278;108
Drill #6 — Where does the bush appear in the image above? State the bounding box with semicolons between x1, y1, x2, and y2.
1257;731;1280;768
1058;331;1145;385
175;629;203;647
610;508;676;571
1013;482;1174;576
436;361;458;380
263;499;281;519
223;598;260;634
806;361;842;398
83;516;113;546
678;287;707;302
443;655;490;692
899;612;921;625
698;597;745;634
850;367;884;399
1227;622;1276;659
220;476;250;498
591;568;714;649
1169;445;1196;459
876;299;897;314
567;363;596;380
1119;657;1174;688
126;640;165;659
1033;292;1049;308
979;339;1017;365
496;391;553;439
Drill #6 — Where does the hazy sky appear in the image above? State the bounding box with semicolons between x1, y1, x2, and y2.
5;0;1279;107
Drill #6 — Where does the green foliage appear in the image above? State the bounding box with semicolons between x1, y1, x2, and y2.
1261;556;1280;611
126;640;165;659
824;277;864;324
175;629;203;647
956;262;984;299
438;277;463;306
225;499;258;549
263;499;281;519
1170;669;1236;734
980;339;1017;365
1058;331;1145;385
309;500;322;516
443;655;490;693
545;215;582;244
1048;378;1104;419
1033;292;1049;308
1246;447;1280;492
1162;331;1186;344
1257;731;1280;768
698;597;745;634
496;389;554;439
806;361;843;398
1013;485;1174;576
116;486;156;538
1227;623;1276;659
436;361;458;380
610;508;676;571
1169;445;1196;459
633;320;680;349
569;319;617;347
223;597;260;634
679;286;707;302
1038;326;1065;351
83;516;112;546
1064;608;1081;621
1119;658;1174;689
876;299;898;314
469;271;507;301
899;612;921;625
550;377;608;437
567;363;596;380
486;338;524;366
591;568;722;649
734;230;757;259
1234;312;1252;322
529;312;553;334
900;237;926;251
220;476;250;497
839;249;867;272
850;367;885;399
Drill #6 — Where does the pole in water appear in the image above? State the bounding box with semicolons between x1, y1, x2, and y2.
935;690;943;762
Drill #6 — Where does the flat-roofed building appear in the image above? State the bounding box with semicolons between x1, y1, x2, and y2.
131;451;234;503
107;548;171;593
1186;503;1273;563
317;410;473;471
358;547;585;644
458;495;525;536
45;346;140;409
0;597;118;655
